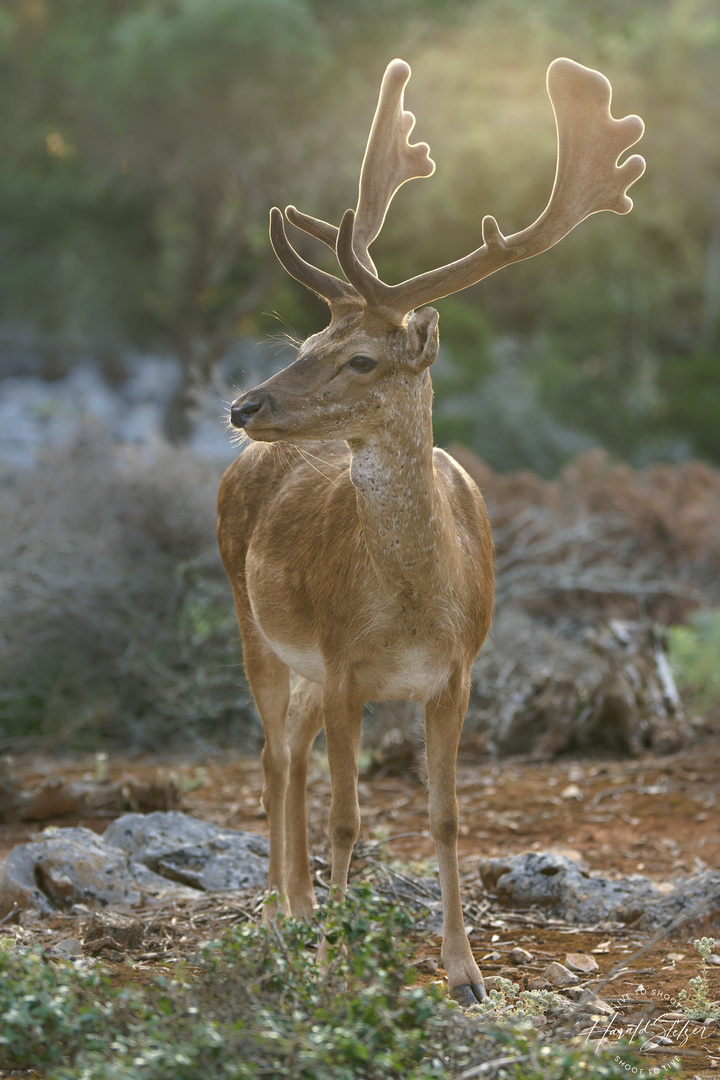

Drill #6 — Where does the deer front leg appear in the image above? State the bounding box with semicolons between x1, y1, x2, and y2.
317;682;364;964
241;625;292;920
425;676;486;1005
284;678;324;917
323;683;364;892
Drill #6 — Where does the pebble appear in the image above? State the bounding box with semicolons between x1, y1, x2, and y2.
414;956;438;975
542;961;580;987
47;937;83;958
508;946;533;965
527;976;552;991
565;952;599;974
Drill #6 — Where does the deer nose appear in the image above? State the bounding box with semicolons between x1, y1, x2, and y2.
230;399;263;428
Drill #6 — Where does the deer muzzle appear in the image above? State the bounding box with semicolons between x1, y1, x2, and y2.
230;393;271;429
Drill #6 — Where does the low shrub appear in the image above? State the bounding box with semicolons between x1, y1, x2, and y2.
0;888;650;1079
0;432;257;752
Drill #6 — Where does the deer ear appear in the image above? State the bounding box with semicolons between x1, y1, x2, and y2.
406;306;439;369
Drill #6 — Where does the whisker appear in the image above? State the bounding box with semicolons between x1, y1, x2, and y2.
294;445;345;473
292;443;341;486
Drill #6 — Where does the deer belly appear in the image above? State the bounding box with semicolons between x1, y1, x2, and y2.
259;633;447;703
364;644;451;704
265;638;326;684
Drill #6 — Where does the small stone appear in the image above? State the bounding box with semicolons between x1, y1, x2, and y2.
414;956;438;975
560;783;583;800
84;910;143;951
527;976;552;991
483;975;518;993
48;937;82;958
581;996;617;1016
508;946;533;965
542;961;580;987
565;952;599;974
706;953;720;966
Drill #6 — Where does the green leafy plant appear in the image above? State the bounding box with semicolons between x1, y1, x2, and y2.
0;889;651;1079
466;977;568;1019
668;610;720;714
678;937;720;1020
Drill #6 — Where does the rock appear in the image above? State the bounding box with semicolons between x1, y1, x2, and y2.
103;811;269;891
479;850;720;931
84;910;144;953
508;946;533;965
482;976;517;993
580;995;615;1015
413;956;438;975
0;826;198;919
0;812;271;919
543;962;580;987
565;952;599;974
84;915;143;950
47;937;83;958
0;841;57;919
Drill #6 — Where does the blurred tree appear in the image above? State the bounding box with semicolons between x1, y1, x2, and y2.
1;0;335;437
0;0;718;466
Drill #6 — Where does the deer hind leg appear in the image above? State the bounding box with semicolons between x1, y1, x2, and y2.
284;678;324;917
240;622;292;920
425;674;486;1005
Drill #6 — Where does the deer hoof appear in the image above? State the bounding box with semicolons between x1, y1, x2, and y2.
450;981;487;1007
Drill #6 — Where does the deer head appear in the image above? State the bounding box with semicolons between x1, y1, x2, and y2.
230;57;645;442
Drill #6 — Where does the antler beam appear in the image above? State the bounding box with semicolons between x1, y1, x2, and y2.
270;57;645;322
342;57;645;319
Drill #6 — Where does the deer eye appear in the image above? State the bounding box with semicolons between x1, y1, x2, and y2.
348;355;378;373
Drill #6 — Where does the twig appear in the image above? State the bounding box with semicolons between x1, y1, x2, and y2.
0;903;18;928
453;1053;530;1078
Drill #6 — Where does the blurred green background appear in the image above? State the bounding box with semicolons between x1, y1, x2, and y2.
3;0;720;752
2;0;719;471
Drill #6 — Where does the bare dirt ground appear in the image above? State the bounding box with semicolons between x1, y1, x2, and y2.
1;741;719;1079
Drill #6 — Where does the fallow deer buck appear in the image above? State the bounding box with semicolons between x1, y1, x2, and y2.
218;57;644;1004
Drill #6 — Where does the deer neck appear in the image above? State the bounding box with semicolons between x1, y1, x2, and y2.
347;373;446;593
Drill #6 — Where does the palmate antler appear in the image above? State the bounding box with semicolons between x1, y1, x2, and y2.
270;57;645;324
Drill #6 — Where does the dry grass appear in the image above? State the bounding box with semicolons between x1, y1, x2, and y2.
0;431;256;752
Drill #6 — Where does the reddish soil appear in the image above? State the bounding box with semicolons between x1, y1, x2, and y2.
2;742;719;1079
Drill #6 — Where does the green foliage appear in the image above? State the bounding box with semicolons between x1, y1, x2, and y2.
0;889;649;1079
0;942;116;1068
1;0;719;465
678;937;720;1021
467;978;569;1019
668;609;720;714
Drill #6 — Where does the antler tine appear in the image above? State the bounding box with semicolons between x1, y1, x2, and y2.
351;58;435;274
283;60;434;278
374;57;645;320
285;205;338;252
268;207;356;306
